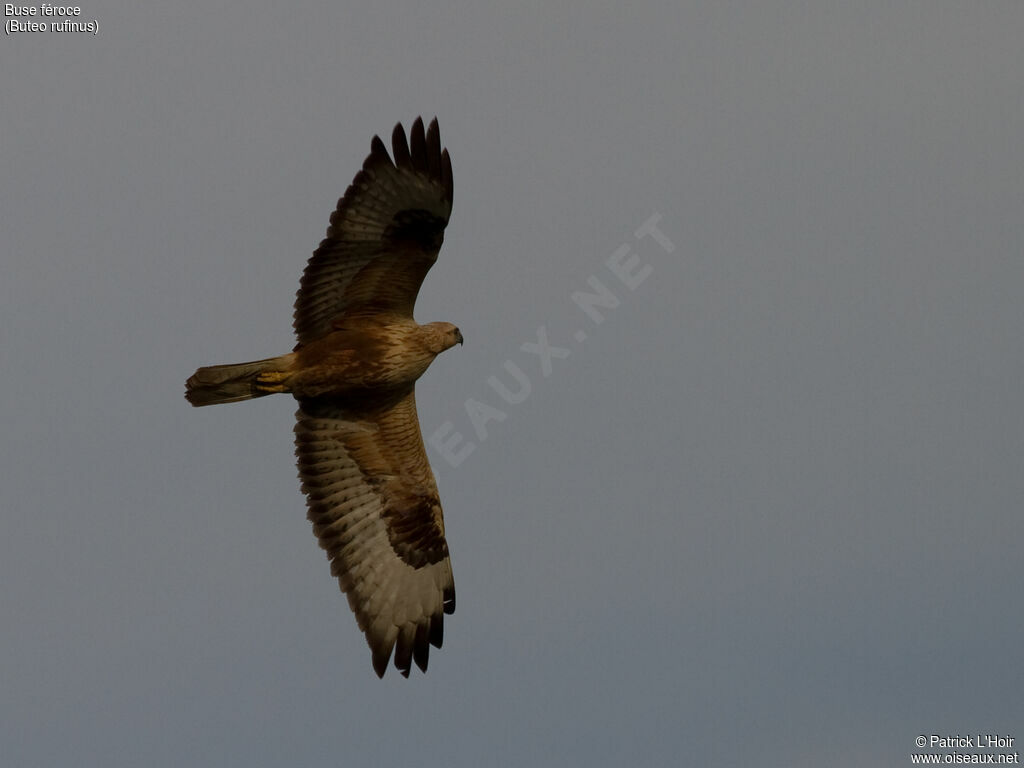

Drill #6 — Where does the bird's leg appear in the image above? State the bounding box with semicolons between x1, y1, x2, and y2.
254;370;292;395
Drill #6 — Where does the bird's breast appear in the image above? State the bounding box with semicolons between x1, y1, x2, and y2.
290;327;435;399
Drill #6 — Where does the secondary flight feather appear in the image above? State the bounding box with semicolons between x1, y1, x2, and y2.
185;117;460;678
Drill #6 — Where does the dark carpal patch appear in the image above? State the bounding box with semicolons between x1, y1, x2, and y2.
386;209;447;252
382;493;450;567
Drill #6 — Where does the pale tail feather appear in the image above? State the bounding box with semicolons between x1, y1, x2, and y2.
185;355;292;407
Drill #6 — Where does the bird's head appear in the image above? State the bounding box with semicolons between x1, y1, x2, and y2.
423;321;464;354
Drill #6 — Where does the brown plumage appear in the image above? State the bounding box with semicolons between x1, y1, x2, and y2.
185;117;461;678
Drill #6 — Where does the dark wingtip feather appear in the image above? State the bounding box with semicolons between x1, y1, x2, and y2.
371;633;396;678
368;135;392;168
443;585;456;615
409;117;428;172
394;638;413;678
413;622;431;672
385;117;451;200
426;118;442;178
391;122;411;168
429;613;444;649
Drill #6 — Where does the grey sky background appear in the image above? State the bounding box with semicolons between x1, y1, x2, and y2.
3;2;1022;765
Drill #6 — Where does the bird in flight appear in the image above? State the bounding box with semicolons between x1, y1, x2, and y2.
186;117;460;678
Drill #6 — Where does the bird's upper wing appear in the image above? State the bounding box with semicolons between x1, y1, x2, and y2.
295;390;455;677
294;117;454;344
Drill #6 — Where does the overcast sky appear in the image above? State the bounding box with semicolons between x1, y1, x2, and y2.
3;2;1023;766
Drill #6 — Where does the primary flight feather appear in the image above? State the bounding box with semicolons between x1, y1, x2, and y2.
186;117;460;678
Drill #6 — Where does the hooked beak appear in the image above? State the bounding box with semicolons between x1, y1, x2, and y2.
455;329;464;346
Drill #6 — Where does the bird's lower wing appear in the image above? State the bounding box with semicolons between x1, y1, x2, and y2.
294;391;455;677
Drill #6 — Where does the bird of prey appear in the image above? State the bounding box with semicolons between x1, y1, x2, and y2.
185;117;460;678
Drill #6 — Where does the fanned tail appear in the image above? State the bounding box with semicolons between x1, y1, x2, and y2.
185;355;293;407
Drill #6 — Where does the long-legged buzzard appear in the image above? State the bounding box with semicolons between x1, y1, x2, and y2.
186;118;460;678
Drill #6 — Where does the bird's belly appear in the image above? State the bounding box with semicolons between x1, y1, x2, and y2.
290;346;431;399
